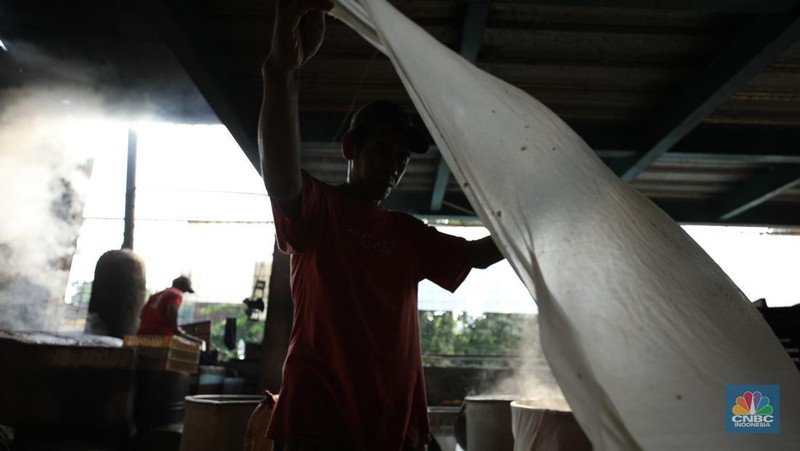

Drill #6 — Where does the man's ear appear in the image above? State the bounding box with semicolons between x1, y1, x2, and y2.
342;132;356;160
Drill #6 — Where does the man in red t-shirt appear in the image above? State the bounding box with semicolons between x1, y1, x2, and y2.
137;275;203;346
260;2;504;449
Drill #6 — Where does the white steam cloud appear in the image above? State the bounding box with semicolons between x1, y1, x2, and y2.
0;43;112;331
485;316;571;411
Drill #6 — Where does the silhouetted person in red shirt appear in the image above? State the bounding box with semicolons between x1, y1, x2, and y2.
260;1;504;449
137;275;203;346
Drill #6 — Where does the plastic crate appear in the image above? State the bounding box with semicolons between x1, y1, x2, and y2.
123;335;201;373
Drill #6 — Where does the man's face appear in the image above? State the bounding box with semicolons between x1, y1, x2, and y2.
348;128;412;202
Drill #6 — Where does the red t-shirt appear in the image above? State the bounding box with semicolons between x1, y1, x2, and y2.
266;171;472;450
137;287;183;335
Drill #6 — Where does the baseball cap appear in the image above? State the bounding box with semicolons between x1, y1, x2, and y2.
172;275;194;293
348;100;430;154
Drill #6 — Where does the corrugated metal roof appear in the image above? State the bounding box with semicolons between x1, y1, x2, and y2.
2;0;799;225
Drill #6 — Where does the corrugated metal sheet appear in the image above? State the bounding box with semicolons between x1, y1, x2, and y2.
2;0;799;225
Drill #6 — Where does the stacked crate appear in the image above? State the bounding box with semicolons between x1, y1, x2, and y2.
123;335;201;373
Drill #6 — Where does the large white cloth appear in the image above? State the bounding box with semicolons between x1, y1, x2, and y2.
331;1;800;449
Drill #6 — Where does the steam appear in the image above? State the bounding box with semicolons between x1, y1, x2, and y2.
483;315;571;411
0;42;108;331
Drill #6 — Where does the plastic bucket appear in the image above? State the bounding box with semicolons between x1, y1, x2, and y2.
180;395;263;451
464;395;516;451
510;399;591;451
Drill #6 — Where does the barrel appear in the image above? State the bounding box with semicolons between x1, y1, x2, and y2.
180;395;263;451
85;249;146;338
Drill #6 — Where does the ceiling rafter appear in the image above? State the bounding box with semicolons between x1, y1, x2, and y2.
712;164;800;220
145;0;261;171
24;0;791;226
300;116;800;162
386;184;800;227
612;10;800;182
655;200;800;226
501;0;799;13
302;139;800;165
430;0;490;212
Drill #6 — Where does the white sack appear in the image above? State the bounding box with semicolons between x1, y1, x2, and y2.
331;1;800;449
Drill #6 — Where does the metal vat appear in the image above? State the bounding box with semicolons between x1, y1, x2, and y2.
180;394;263;451
464;395;516;451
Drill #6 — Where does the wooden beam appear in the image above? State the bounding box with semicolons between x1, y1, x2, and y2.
430;0;490;212
711;164;800;220
613;11;800;181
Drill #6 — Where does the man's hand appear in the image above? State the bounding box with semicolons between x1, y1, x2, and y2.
468;235;505;269
260;0;332;204
267;0;334;74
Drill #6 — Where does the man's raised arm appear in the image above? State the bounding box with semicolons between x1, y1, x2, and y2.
259;0;333;206
468;235;504;269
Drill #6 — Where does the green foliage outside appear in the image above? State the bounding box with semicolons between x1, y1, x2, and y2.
195;302;265;361
178;303;536;365
67;282;265;359
419;310;539;368
70;279;535;368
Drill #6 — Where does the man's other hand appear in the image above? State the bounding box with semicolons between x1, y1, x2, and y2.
269;0;335;73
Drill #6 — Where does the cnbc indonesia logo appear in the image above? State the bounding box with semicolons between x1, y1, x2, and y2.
727;385;780;434
732;391;773;424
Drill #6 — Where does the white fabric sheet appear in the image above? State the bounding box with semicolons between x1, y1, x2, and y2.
331;1;800;449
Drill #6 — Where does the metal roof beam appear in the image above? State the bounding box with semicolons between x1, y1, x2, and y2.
673;125;800;158
500;0;798;13
145;0;260;172
386;191;475;217
613;11;800;182
711;164;800;221
430;0;490;212
460;0;490;63
430;160;453;212
656;200;800;226
385;190;800;227
382;169;800;226
300;115;800;160
598;151;800;165
301;139;800;165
